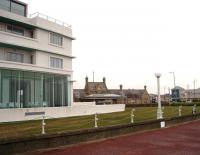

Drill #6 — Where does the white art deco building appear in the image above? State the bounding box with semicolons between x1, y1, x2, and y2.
0;0;75;121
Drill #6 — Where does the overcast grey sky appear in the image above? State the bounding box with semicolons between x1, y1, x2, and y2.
23;0;200;93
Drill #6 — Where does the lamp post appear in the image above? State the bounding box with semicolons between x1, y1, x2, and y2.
155;73;163;119
169;72;176;88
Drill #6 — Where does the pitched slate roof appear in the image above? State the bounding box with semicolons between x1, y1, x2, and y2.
85;82;108;95
109;89;146;99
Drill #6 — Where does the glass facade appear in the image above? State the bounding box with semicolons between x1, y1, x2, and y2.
0;0;26;17
10;0;25;16
0;0;10;12
0;69;71;109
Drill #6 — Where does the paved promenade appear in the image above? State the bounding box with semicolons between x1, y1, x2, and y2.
33;120;200;155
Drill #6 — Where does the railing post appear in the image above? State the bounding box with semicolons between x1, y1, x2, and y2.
95;113;98;128
179;106;182;117
192;104;196;114
42;116;46;134
131;109;135;123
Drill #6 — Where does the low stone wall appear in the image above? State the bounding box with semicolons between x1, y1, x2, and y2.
126;103;169;107
0;120;161;155
1;113;200;155
165;113;200;126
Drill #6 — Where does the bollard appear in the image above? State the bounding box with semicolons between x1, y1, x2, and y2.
131;109;135;123
179;106;182;117
94;113;98;128
42;116;46;134
192;104;196;114
160;121;165;128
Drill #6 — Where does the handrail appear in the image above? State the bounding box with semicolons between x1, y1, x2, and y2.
29;12;71;28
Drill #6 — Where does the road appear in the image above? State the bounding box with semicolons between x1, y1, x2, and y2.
33;120;200;155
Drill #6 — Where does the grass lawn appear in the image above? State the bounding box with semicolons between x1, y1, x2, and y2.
0;105;199;140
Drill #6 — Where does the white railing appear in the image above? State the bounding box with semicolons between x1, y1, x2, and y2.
29;12;71;28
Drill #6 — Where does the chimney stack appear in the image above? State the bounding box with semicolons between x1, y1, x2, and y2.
85;76;88;84
120;84;123;91
103;77;106;83
144;85;147;90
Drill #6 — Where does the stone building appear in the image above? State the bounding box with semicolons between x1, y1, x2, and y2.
74;77;151;104
74;77;123;104
110;85;151;104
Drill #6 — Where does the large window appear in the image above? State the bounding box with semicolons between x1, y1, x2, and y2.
7;25;24;36
50;57;63;69
11;0;26;16
0;0;26;16
7;52;24;63
50;33;63;46
0;0;10;11
0;69;71;109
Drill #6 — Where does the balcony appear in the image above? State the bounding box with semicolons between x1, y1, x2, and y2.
0;30;38;50
0;60;72;75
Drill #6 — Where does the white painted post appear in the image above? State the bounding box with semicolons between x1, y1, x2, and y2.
155;73;163;119
192;104;196;114
42;116;46;134
179;106;182;116
95;113;98;128
131;109;135;123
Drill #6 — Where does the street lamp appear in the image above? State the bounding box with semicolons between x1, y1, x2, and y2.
169;72;176;88
155;73;163;119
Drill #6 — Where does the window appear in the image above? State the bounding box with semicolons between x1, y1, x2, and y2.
0;0;26;16
11;1;26;16
7;25;24;36
7;52;24;63
0;0;10;11
50;33;63;46
50;57;63;69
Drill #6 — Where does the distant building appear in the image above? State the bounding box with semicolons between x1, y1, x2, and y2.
161;94;170;103
110;85;151;104
149;93;170;104
74;77;151;104
74;77;123;104
171;86;200;102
